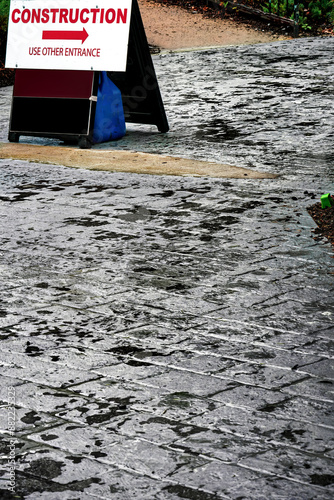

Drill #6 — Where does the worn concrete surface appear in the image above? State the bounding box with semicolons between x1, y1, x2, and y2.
0;37;334;499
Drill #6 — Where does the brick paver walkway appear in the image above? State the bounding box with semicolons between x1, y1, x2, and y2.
1;36;334;499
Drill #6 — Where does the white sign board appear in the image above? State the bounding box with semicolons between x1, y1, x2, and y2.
5;0;132;71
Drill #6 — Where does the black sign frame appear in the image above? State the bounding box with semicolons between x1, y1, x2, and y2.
109;0;169;133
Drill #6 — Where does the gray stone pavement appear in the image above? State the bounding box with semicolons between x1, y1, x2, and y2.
0;37;334;499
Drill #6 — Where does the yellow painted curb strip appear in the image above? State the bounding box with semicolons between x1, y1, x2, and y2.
0;143;277;179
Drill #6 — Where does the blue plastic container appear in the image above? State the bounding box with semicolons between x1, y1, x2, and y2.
92;71;126;144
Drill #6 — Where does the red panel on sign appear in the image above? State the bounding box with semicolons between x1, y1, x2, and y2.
13;70;94;99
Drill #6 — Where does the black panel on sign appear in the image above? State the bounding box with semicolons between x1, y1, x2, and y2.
108;0;169;133
10;98;92;135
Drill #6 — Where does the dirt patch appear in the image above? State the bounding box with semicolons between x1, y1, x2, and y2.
308;199;334;248
138;0;291;50
0;65;14;87
0;142;276;179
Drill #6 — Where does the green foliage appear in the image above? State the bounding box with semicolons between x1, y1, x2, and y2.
0;0;10;33
220;1;229;9
262;0;295;17
298;12;312;30
308;0;334;20
260;0;334;29
0;0;10;18
0;0;10;62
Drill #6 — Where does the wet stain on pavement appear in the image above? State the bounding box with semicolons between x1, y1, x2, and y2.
196;119;241;142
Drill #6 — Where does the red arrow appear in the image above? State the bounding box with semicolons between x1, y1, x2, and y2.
42;28;89;44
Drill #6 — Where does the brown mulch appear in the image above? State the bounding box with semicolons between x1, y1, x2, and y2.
307;198;334;247
0;63;14;87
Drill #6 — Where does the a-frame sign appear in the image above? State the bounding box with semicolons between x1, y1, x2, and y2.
6;0;168;149
109;0;169;134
